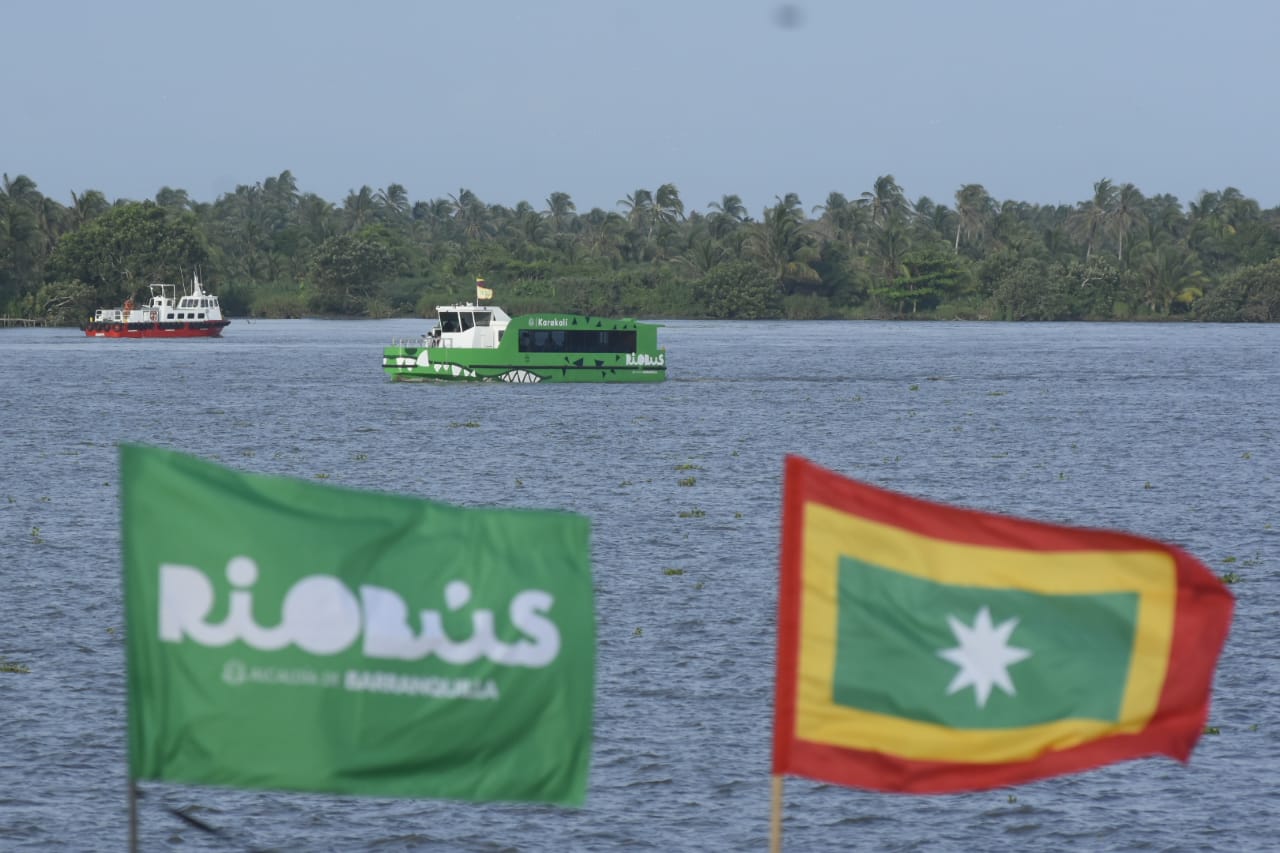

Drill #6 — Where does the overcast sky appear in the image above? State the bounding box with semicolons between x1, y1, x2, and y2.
6;0;1279;215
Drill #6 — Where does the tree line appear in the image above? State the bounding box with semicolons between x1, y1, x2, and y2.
3;170;1280;325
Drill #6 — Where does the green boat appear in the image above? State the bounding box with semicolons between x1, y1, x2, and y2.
382;303;667;383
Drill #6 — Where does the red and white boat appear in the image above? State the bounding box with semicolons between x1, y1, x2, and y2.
84;273;230;338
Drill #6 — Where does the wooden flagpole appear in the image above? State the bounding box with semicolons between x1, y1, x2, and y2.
769;774;784;853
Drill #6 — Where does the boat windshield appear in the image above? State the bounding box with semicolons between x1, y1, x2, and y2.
438;309;492;332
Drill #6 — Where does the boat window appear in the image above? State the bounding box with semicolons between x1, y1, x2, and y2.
473;311;491;327
167;314;174;320
439;312;461;333
198;313;206;319
460;312;475;331
518;328;638;354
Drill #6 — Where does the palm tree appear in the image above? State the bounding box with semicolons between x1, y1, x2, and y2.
654;183;685;226
858;174;909;228
68;189;110;228
677;234;728;276
1110;183;1146;263
747;194;819;288
707;194;749;239
1068;178;1116;262
154;187;191;213
447;188;490;241
953;184;994;253
375;183;410;221
1142;193;1186;244
618;189;654;233
812;192;863;250
544;191;577;234
0;177;45;302
343;186;377;231
578;208;628;263
297;192;337;245
1136;245;1205;314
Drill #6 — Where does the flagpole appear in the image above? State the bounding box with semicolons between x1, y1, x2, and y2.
769;774;783;853
128;778;138;853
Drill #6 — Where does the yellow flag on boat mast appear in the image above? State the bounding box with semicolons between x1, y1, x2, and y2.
476;278;493;301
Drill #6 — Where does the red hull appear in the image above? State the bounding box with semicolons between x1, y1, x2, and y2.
84;321;230;338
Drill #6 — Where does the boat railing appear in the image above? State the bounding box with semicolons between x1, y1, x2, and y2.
390;336;450;349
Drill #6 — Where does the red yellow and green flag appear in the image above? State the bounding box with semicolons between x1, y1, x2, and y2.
476;278;493;301
772;455;1234;794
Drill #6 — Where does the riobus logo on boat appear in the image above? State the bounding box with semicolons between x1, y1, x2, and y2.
626;352;665;367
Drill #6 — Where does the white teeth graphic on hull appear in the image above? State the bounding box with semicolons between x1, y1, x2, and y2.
501;370;542;383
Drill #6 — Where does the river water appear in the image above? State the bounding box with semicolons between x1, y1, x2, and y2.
1;319;1277;852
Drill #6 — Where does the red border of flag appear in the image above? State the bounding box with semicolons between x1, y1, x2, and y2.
772;455;1234;793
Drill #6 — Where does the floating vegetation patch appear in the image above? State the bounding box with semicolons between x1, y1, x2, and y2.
674;463;701;471
1219;571;1242;585
450;421;481;428
677;477;696;487
353;453;368;461
1143;481;1154;490
663;568;685;576
987;390;1007;397
1203;725;1221;735
1;658;30;674
909;384;920;391
30;526;43;544
677;507;706;518
314;473;330;479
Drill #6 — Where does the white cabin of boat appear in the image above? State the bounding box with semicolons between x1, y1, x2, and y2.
426;303;511;349
92;272;224;324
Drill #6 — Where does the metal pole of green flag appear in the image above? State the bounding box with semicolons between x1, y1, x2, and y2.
769;775;783;852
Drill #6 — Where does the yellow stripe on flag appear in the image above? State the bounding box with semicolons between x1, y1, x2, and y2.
796;502;1177;763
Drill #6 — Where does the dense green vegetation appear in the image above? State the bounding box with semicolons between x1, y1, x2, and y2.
3;171;1280;324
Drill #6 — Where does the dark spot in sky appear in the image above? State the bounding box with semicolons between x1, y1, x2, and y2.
774;4;804;29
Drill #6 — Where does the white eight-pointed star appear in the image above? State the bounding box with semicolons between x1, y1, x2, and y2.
936;606;1032;708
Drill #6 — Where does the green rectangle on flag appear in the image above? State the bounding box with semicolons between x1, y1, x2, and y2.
122;444;594;805
833;558;1137;728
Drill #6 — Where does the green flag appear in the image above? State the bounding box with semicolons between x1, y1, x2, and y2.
122;444;594;805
